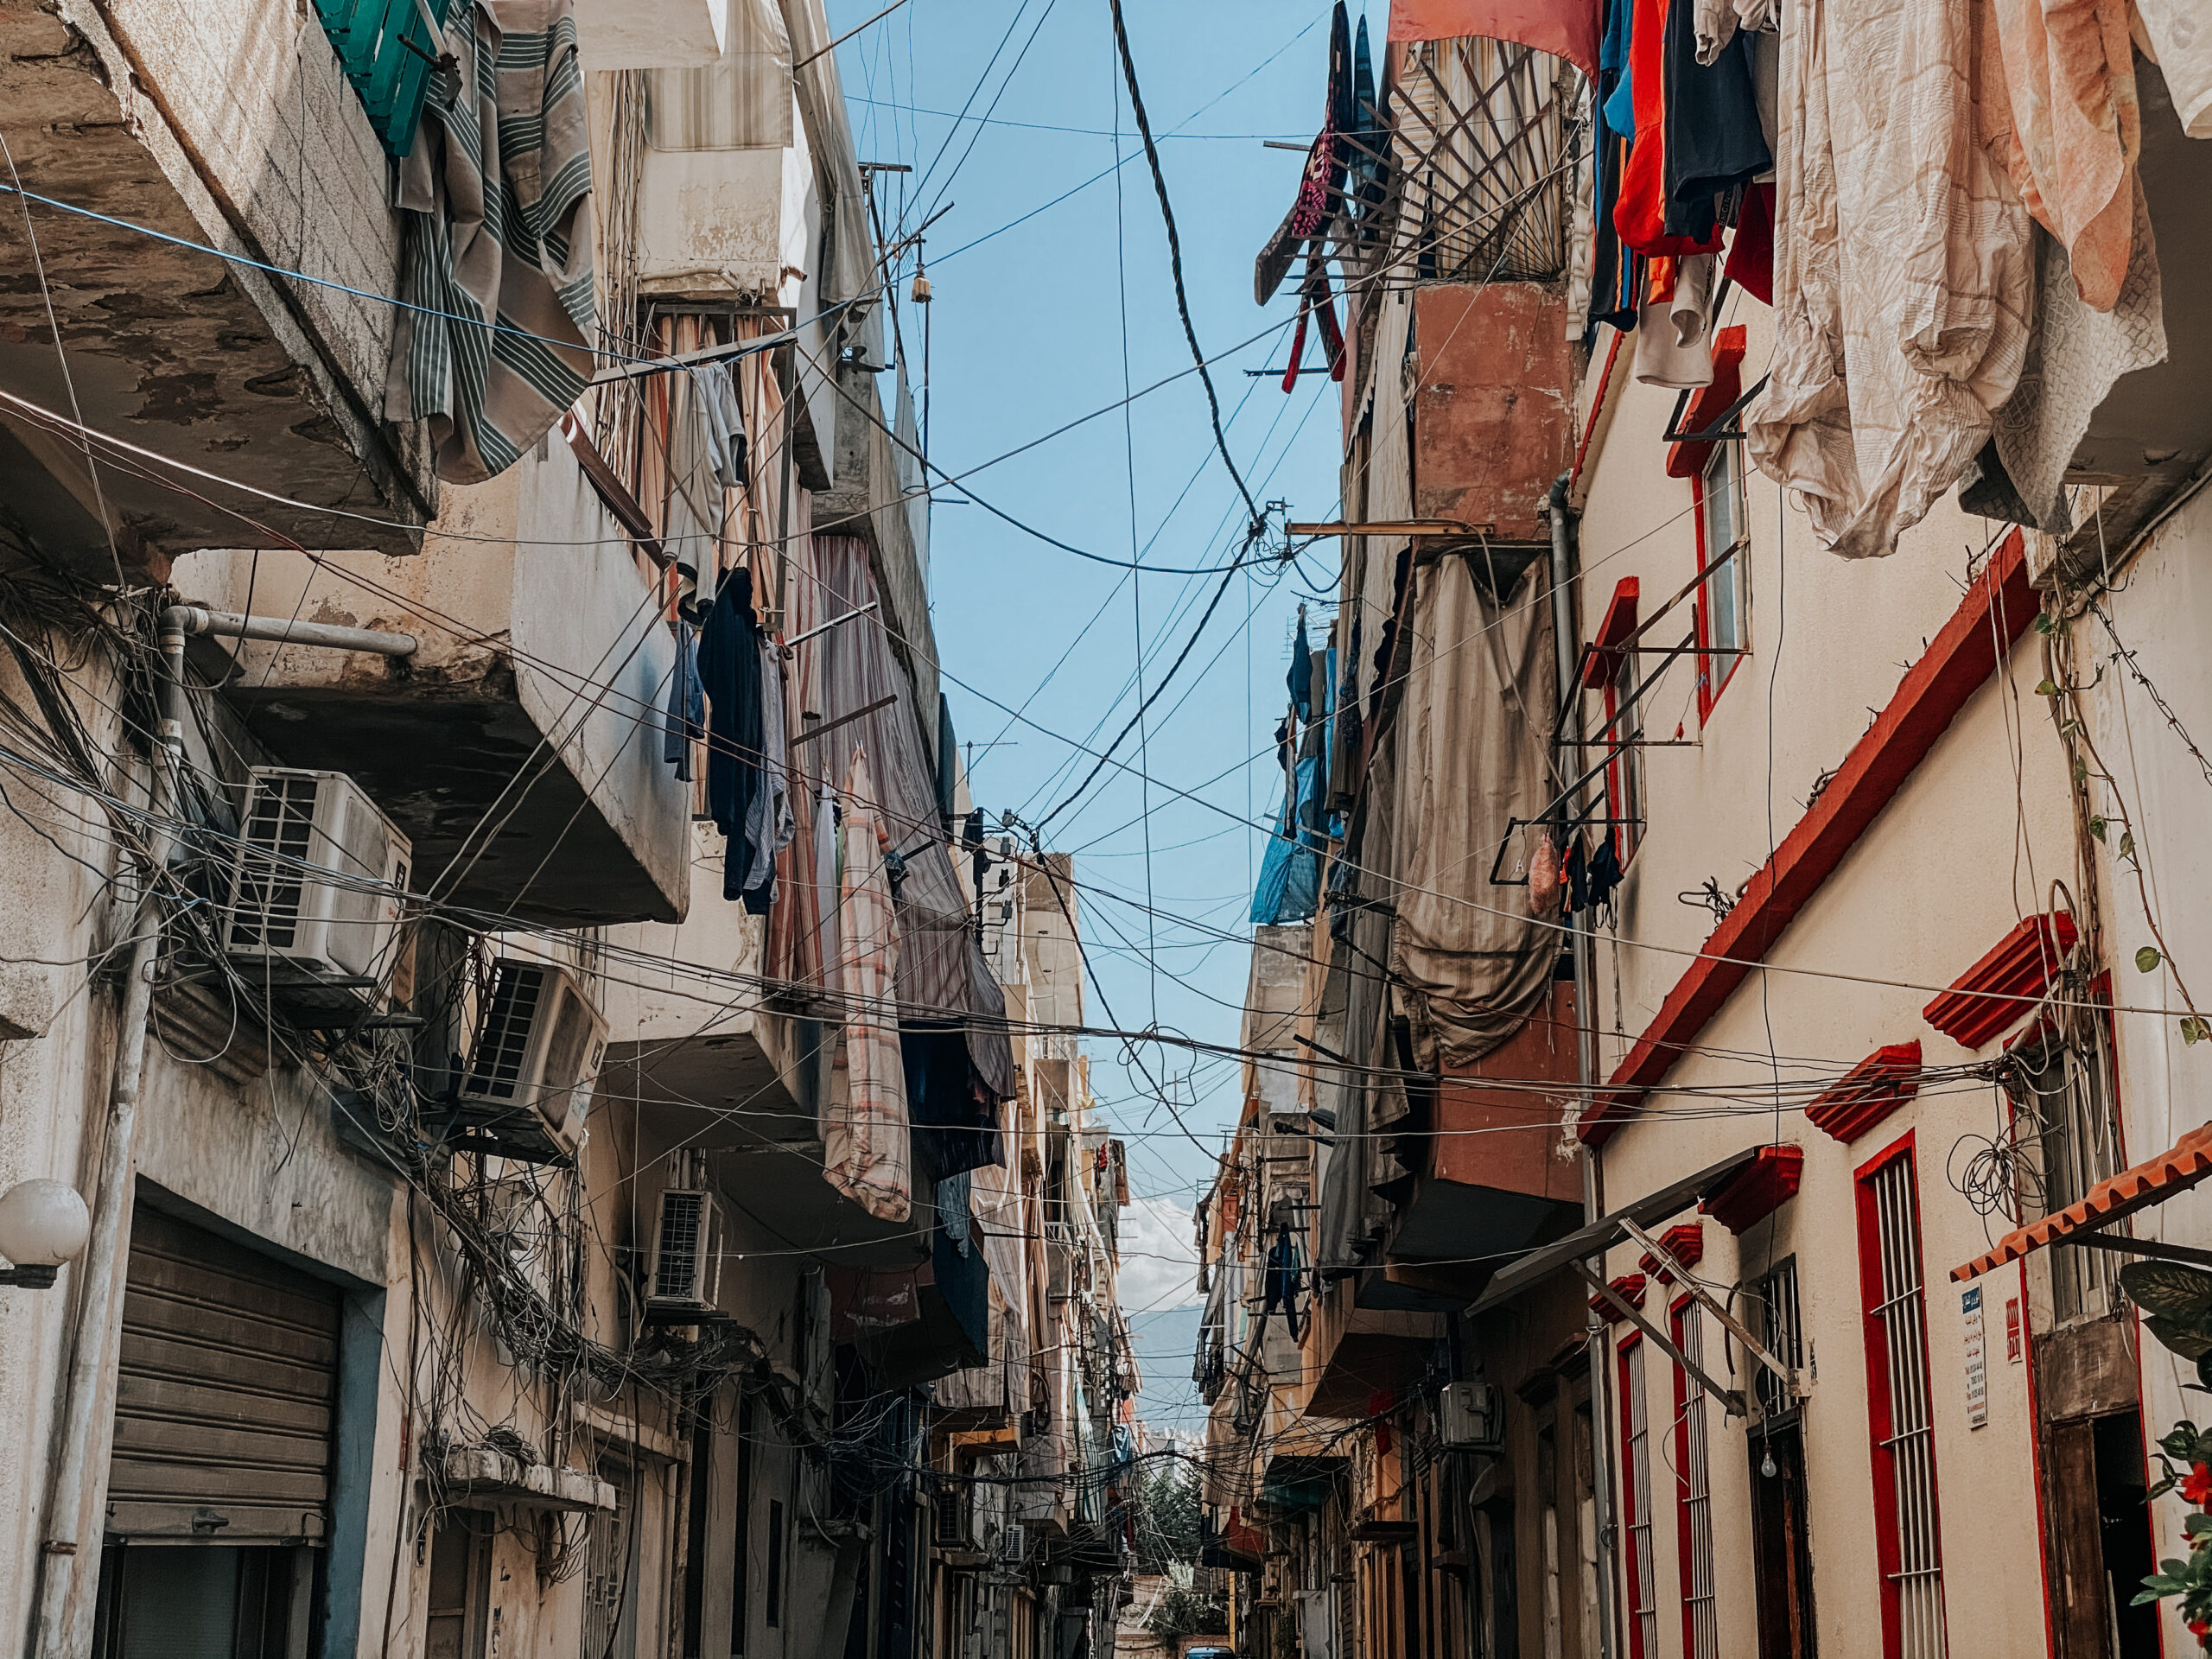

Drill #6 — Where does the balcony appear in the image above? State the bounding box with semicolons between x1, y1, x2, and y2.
598;824;931;1268
1380;979;1586;1297
171;437;693;928
0;0;439;580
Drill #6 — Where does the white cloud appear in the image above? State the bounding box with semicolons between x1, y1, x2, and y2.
1116;1193;1203;1313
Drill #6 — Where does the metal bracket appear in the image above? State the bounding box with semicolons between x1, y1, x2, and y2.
1573;1261;1747;1421
2055;1230;2212;1269
1620;1218;1801;1401
1661;372;1771;446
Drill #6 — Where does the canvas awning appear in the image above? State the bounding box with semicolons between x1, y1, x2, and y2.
1388;0;1597;82
1952;1122;2212;1281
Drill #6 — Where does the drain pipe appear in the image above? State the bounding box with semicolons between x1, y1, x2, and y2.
34;606;416;1656
1548;473;1617;1659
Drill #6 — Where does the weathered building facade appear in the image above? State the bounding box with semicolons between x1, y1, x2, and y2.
0;3;1133;1656
1205;4;2212;1659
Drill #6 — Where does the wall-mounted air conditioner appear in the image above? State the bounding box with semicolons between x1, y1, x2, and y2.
453;957;607;1163
1439;1380;1506;1453
225;768;410;1017
646;1179;725;1316
931;1484;976;1549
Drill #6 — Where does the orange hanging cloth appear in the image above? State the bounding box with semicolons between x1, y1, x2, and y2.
1612;0;1725;257
1982;0;2142;311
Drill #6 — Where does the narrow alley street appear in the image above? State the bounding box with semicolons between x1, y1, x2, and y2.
0;1;2207;1656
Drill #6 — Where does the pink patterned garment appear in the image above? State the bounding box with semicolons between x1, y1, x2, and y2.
822;745;911;1222
1986;0;2141;312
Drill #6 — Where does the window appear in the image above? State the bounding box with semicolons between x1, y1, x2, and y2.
1751;1257;1804;1424
1694;442;1751;719
1855;1137;1946;1659
1671;1303;1719;1659
2012;990;2125;1321
1618;1338;1658;1659
1603;652;1646;865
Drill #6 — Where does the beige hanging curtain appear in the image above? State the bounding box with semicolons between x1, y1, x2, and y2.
823;744;911;1222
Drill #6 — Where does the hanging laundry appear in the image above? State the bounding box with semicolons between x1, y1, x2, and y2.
823;744;910;1223
1349;15;1391;247
1389;0;1600;84
1724;180;1776;304
1985;0;2143;313
1635;253;1719;386
1281;253;1347;392
699;567;770;899
1614;0;1727;257
1747;0;2033;558
1529;828;1562;917
1966;185;2166;533
739;630;795;914
2133;0;2212;138
689;361;748;491
1287;608;1314;720
385;0;596;484
1662;0;1770;239
1255;3;1353;303
661;618;703;782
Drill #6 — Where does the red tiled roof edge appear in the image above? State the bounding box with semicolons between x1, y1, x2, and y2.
1580;531;2036;1146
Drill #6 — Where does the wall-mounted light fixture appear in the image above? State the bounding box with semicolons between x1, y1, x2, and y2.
0;1179;91;1289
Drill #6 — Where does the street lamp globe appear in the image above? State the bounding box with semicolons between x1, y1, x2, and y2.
0;1179;92;1288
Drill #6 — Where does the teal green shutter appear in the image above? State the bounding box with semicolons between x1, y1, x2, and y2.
314;0;455;159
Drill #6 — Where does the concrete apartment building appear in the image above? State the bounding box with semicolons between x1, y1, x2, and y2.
1200;6;2212;1659
0;3;1135;1656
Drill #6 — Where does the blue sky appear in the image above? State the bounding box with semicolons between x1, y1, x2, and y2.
826;0;1356;1435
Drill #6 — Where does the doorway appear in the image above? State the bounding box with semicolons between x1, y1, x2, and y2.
1749;1423;1817;1659
2044;1408;2158;1657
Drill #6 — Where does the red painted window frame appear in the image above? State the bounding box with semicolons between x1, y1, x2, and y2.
1690;448;1748;725
1853;1130;1943;1659
1669;1295;1715;1659
1601;658;1644;866
1618;1332;1656;1659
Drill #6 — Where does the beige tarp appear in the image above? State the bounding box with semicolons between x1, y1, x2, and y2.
1386;552;1559;1069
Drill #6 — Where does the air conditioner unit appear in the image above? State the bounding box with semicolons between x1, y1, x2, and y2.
453;957;607;1164
1439;1380;1506;1453
226;768;410;1017
931;1485;976;1549
646;1183;725;1315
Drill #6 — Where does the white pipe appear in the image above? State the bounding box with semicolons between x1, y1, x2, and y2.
166;604;417;657
34;616;188;1659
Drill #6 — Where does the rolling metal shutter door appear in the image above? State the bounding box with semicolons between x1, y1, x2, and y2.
106;1205;342;1543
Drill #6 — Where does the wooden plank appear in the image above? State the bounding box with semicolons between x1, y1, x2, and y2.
105;1500;327;1542
111;1415;334;1478
107;1452;329;1506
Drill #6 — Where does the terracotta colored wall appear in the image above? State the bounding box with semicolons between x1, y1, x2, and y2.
1432;979;1582;1207
1412;283;1577;542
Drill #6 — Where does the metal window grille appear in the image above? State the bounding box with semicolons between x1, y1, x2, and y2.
1619;1340;1658;1659
465;961;546;1100
231;774;320;949
581;1468;630;1658
653;1189;707;1301
2017;1020;2125;1319
1752;1258;1803;1422
1673;1306;1719;1659
1861;1151;1947;1659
